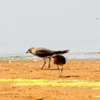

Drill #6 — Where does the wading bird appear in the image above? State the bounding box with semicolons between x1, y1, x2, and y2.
26;47;69;69
53;55;66;76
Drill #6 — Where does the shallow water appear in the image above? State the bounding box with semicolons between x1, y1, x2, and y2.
0;39;100;60
0;53;99;60
67;54;100;59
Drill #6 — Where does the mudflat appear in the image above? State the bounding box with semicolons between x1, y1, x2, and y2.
0;59;100;100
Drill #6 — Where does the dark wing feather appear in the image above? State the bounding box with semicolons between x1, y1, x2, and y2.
35;50;54;57
54;55;66;64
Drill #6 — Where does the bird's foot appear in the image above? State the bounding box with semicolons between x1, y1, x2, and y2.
47;67;50;70
40;66;44;70
59;75;63;77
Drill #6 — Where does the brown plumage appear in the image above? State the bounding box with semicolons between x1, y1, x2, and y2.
26;47;69;69
53;55;66;76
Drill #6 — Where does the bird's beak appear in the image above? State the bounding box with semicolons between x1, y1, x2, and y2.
26;51;28;53
26;49;31;53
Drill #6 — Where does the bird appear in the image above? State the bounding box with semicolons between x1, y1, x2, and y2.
53;55;66;77
96;18;99;20
26;47;69;69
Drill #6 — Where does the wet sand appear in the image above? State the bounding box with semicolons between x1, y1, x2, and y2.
0;59;100;100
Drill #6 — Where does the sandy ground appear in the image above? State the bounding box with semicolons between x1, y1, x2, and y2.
0;59;100;100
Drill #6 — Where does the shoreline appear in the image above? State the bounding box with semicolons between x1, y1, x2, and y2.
0;52;99;60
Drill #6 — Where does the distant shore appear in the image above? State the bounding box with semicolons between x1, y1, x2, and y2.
0;52;100;60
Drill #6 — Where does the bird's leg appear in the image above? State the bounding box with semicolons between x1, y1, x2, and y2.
48;58;51;69
59;65;63;77
57;65;60;70
41;59;46;70
57;66;62;77
61;65;63;76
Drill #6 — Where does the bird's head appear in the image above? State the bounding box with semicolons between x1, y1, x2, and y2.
26;47;35;53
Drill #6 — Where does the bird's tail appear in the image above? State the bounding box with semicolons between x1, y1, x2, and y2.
55;49;69;54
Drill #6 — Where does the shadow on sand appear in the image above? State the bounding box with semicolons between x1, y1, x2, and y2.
59;75;79;78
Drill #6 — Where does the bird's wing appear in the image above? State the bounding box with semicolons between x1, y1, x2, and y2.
35;50;54;57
